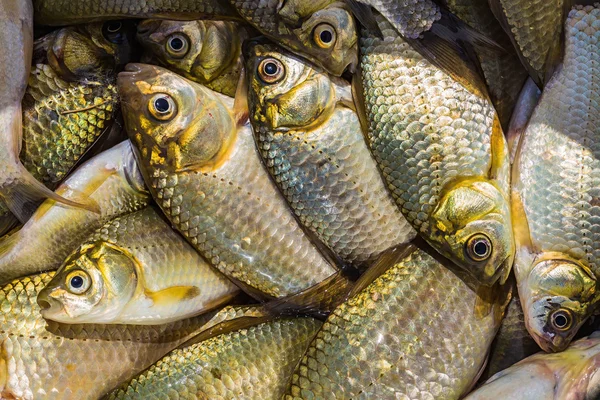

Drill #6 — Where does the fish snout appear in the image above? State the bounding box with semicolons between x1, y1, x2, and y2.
136;20;162;36
37;288;63;317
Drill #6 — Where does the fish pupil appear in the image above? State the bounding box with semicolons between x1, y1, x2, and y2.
71;276;84;289
473;241;488;257
154;98;170;113
264;62;278;76
553;313;569;328
320;30;333;44
169;37;184;51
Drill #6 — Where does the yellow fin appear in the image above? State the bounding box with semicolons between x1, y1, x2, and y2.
145;286;201;307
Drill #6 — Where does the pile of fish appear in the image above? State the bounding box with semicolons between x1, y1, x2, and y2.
1;0;600;398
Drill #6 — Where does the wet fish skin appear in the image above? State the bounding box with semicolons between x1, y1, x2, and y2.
246;42;415;267
38;206;239;325
511;5;600;353
230;0;358;76
466;333;600;400
107;317;322;400
284;245;507;399
357;0;441;38
33;0;238;25
137;19;248;97
0;272;225;400
0;140;150;285
118;63;337;298
358;15;514;286
505;77;540;163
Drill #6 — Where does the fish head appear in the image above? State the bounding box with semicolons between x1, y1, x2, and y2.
47;20;137;80
427;180;514;286
276;2;358;76
37;241;138;324
137;19;242;84
118;63;236;173
521;258;598;353
246;42;336;130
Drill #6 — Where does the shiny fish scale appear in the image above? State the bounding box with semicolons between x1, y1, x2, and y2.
0;272;217;400
108;318;322;400
498;0;562;78
21;64;117;186
229;0;281;39
360;20;495;231
254;107;415;265
284;247;500;399
514;5;600;276
147;125;336;298
361;0;440;38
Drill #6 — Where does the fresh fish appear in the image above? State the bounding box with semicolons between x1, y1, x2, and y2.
0;0;94;224
107;317;322;399
284;244;508;399
137;19;248;97
33;0;238;25
38;206;239;325
118;63;339;299
505;77;540;163
230;0;358;76
357;15;514;286
511;4;600;353
0;140;150;285
443;0;529;129
0;272;232;400
246;41;415;268
466;333;600;400
483;278;540;380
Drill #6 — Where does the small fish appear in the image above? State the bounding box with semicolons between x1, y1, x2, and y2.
511;4;600;353
107;316;322;399
0;272;228;400
0;140;150;285
357;14;514;286
33;0;239;25
466;332;600;400
38;206;239;324
230;0;358;75
137;19;249;97
284;244;509;399
118;63;339;299
246;41;415;268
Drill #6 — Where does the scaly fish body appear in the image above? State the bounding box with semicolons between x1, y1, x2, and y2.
359;15;514;286
359;0;441;38
230;0;357;75
466;333;600;400
247;42;415;267
38;206;239;324
284;245;507;399
0;140;150;284
512;5;600;352
108;317;322;399
0;272;226;400
33;0;238;25
137;19;248;97
118;64;337;298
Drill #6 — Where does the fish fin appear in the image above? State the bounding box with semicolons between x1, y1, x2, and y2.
264;271;355;319
351;72;371;140
343;0;383;39
506;78;540;163
0;214;18;238
233;66;249;127
488;115;507;182
145;286;201;307
0;230;19;263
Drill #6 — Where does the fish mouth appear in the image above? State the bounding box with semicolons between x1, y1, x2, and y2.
37;288;63;318
136;19;162;36
117;63;157;99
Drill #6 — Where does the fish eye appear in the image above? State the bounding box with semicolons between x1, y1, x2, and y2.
166;34;189;58
551;309;573;331
102;21;125;44
465;234;492;262
149;94;177;121
258;58;285;84
66;270;91;295
313;23;336;49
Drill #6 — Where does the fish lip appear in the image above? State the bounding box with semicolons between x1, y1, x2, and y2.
136;19;162;36
36;288;63;318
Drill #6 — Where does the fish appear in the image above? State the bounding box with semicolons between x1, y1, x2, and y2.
0;272;235;400
106;317;322;399
246;41;415;268
505;77;540;163
0;140;150;285
33;0;239;25
283;243;509;399
137;19;249;97
230;0;358;76
483;277;541;380
38;205;239;324
511;4;600;353
356;14;514;286
118;63;339;299
442;0;529;129
465;332;600;400
0;0;96;224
